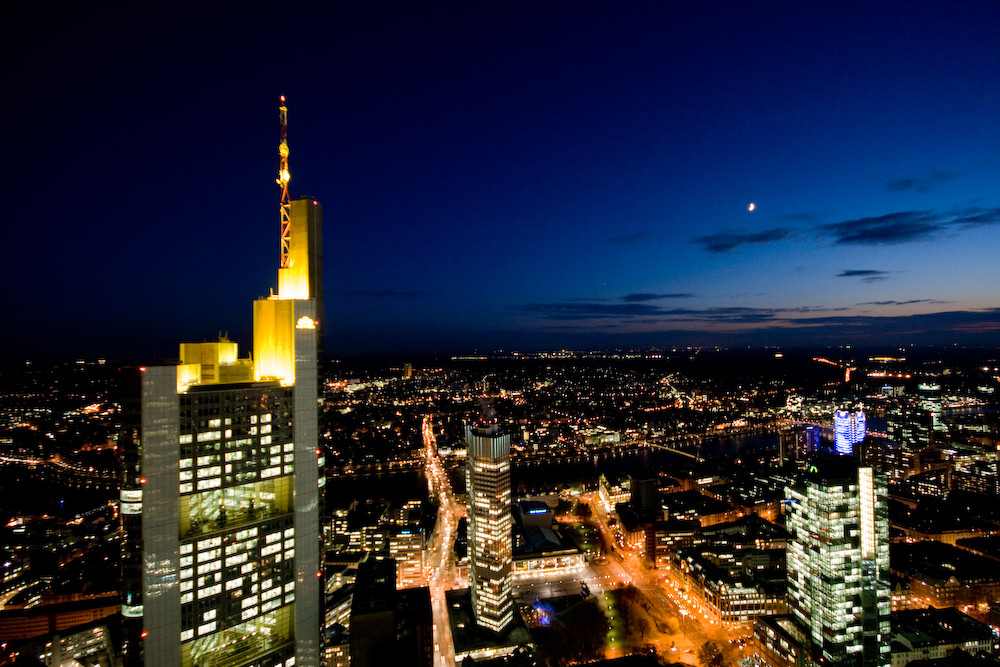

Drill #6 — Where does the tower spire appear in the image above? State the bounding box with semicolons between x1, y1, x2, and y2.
277;95;291;268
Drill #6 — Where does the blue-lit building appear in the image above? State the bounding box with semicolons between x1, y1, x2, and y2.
834;408;866;455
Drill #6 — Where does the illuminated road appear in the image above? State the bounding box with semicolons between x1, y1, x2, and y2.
423;416;463;667
581;492;733;664
0;583;32;609
420;429;744;665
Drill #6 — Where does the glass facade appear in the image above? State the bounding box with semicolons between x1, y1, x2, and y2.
125;374;305;667
785;462;890;667
175;384;297;666
466;423;514;633
123;186;324;665
834;409;866;455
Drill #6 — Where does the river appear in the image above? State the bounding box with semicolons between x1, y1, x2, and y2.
325;432;779;505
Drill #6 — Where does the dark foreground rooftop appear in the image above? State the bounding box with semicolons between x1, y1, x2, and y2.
446;588;533;662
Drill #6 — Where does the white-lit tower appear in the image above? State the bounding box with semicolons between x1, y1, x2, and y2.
785;458;890;667
465;402;513;633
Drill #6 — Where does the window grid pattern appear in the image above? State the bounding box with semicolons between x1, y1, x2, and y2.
466;426;514;633
176;385;297;666
785;467;890;667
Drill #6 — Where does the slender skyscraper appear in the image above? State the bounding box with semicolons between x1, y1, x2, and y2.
785;457;890;667
465;402;513;633
121;97;323;667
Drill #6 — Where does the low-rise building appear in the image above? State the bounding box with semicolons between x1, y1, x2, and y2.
753;614;816;667
891;607;998;666
646;519;702;566
892;541;1000;608
512;501;586;580
597;473;630;514
660;490;743;527
388;525;426;588
673;547;786;626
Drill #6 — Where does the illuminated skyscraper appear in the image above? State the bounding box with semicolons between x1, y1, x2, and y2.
834;407;866;455
465;403;513;633
785;458;890;667
120;98;323;667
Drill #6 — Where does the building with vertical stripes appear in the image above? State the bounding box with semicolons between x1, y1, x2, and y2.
465;410;513;634
784;457;890;667
120;105;325;665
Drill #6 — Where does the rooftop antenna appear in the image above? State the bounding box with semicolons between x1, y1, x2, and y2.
277;95;291;269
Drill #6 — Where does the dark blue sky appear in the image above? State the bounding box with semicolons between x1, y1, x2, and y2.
6;2;1000;361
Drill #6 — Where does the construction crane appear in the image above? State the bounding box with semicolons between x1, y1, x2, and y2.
277;95;291;268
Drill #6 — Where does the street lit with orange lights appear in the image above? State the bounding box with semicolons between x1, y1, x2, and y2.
423;415;463;667
578;492;745;664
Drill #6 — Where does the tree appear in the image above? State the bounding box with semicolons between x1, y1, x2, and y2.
698;640;723;667
634;614;650;640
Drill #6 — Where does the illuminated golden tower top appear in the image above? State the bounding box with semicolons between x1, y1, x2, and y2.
273;97;322;303
252;96;323;385
173;97;321;391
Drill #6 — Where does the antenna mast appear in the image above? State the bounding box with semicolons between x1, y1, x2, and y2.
277;95;291;268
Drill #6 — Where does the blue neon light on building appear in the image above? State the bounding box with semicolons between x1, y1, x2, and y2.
834;409;866;455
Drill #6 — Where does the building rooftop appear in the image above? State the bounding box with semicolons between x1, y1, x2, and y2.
905;648;1000;666
956;535;1000;561
893;607;995;649
700;514;788;546
660;490;733;519
446;588;533;662
799;453;862;484
892;541;1000;585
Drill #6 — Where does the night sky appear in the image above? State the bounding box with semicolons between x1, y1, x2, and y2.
7;2;1000;361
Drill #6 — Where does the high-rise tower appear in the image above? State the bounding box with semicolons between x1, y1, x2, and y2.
464;402;513;634
785;457;890;667
834;407;866;456
121;97;323;667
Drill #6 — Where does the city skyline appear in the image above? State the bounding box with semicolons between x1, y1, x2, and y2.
2;338;999;664
7;2;1000;361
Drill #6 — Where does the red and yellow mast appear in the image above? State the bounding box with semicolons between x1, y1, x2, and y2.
277;95;291;268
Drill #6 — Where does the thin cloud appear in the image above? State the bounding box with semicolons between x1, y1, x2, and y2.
954;206;1000;226
691;228;790;253
608;231;651;244
822;206;1000;245
525;308;1000;348
515;301;847;324
622;293;694;302
858;299;946;306
662;305;850;323
780;212;822;223
822;211;941;245
692;206;999;253
517;302;662;320
837;269;890;283
356;289;427;298
837;270;887;278
886;171;956;193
